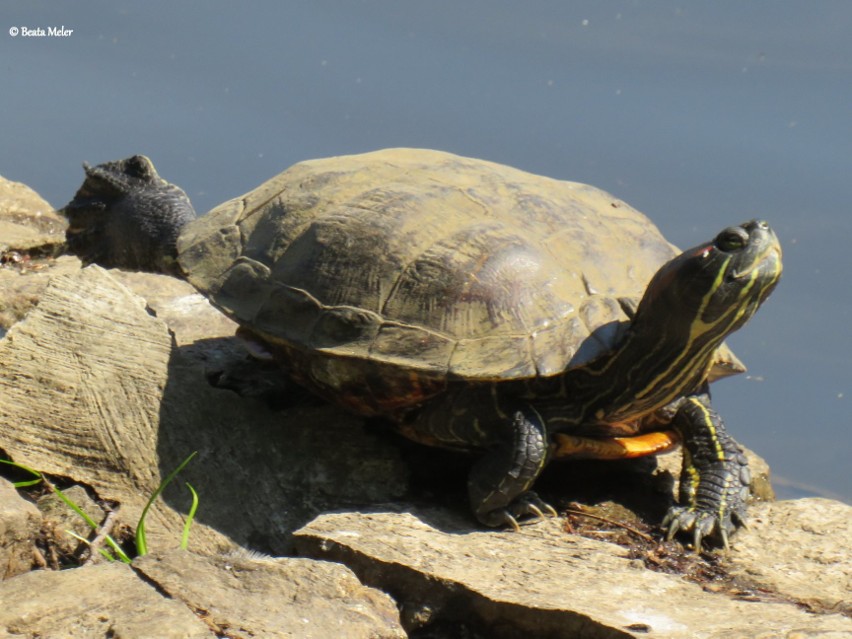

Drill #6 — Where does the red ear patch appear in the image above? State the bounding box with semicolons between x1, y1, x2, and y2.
685;244;713;260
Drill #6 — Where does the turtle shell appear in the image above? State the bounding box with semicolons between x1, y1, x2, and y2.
176;149;739;414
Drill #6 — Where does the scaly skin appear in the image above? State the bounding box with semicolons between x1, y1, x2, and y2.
663;390;750;549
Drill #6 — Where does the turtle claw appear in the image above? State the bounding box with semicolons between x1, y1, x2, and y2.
484;491;558;531
665;393;752;551
502;513;522;533
513;491;559;523
543;503;560;518
531;501;560;520
663;506;740;551
525;503;546;520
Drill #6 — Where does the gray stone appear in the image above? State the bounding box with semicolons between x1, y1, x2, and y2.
0;561;214;638
294;508;852;639
135;549;406;638
0;176;77;334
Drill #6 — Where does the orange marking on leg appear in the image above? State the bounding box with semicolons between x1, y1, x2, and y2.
551;430;681;460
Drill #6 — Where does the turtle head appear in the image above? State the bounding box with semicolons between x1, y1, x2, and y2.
566;220;781;426
61;155;197;276
634;219;782;348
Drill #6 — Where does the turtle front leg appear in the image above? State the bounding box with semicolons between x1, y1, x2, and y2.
663;388;751;549
468;408;558;530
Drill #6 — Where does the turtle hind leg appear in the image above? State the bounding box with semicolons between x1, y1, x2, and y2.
61;155;196;275
468;408;557;529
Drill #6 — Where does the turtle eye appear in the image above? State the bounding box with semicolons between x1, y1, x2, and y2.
715;227;749;252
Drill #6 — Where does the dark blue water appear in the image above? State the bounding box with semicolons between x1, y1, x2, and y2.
2;1;850;502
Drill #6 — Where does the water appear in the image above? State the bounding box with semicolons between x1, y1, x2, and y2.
2;1;850;502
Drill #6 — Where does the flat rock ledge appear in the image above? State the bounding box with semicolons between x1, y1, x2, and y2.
0;547;405;639
294;506;851;639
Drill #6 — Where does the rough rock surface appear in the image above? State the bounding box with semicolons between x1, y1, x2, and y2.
0;561;215;638
0;550;406;639
0;175;77;334
134;549;406;638
0;254;78;335
0;175;65;256
0;264;214;552
109;269;240;347
294;507;852;639
728;498;851;615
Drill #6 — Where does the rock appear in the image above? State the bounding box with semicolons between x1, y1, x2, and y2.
107;270;279;401
729;498;852;615
0;265;408;556
0;256;80;335
134;549;406;638
0;175;66;257
0;561;215;638
0;478;40;579
293;507;852;639
108;270;239;348
0;264;203;552
0;547;405;638
0;176;77;335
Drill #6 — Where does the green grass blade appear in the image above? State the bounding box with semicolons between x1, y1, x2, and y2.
135;451;198;556
9;478;43;488
103;537;132;563
180;482;199;550
0;458;44;487
64;530;119;562
52;486;132;563
136;515;148;556
52;485;99;530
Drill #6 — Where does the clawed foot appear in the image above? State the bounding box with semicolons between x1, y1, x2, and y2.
662;505;746;551
665;391;752;551
482;491;558;531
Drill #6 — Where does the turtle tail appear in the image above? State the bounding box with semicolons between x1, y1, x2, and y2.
61;155;197;276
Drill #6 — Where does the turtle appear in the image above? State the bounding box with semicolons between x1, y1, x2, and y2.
61;148;782;548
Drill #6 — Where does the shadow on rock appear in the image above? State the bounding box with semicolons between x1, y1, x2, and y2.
151;334;683;554
154;337;411;555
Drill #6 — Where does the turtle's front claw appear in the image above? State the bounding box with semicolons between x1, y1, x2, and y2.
666;391;751;550
662;505;745;551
